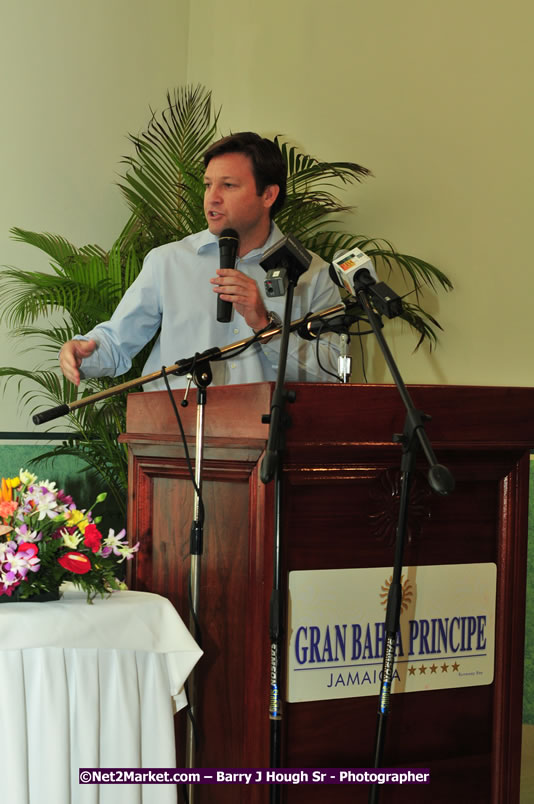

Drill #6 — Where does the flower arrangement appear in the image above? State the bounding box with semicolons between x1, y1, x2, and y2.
0;469;139;602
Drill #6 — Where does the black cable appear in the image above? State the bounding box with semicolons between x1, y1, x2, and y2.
314;321;341;381
161;367;205;527
218;321;273;361
313;318;375;382
357;320;369;383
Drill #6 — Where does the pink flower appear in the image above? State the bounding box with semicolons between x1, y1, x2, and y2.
57;490;74;506
0;583;18;597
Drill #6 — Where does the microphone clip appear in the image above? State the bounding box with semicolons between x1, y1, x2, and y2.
353;269;403;319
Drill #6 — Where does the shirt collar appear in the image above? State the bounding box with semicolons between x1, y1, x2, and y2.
196;222;283;259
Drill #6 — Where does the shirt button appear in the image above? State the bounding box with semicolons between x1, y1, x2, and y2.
231;362;237;369
233;328;239;335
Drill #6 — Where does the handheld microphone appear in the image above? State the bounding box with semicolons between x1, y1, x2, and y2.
217;228;239;323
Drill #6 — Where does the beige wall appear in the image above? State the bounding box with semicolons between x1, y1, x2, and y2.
188;0;534;387
0;0;189;430
2;0;533;432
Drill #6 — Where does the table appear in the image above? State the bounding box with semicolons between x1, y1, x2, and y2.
0;586;202;804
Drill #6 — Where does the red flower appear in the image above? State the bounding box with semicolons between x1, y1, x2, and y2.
58;552;91;574
83;523;103;553
18;542;38;557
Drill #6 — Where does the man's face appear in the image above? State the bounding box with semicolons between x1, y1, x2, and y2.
203;152;277;249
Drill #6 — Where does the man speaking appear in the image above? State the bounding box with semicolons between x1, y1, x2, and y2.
59;132;341;389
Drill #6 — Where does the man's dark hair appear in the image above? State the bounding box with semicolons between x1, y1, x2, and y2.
203;132;287;218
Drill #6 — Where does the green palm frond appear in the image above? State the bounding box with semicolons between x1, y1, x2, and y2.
118;86;219;246
397;302;445;351
279;138;372;186
7;324;74;352
353;237;452;294
0;266;119;328
0;236;144;333
276;138;370;238
34;441;127;512
10;228;106;265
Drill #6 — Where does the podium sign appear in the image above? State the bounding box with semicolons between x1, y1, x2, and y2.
287;563;497;702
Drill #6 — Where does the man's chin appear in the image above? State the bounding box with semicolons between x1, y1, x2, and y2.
206;217;228;236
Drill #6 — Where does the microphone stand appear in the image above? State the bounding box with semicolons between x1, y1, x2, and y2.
349;271;454;804
181;359;213;804
258;234;315;803
259;276;298;804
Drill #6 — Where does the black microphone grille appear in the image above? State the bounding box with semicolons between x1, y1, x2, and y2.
219;228;239;245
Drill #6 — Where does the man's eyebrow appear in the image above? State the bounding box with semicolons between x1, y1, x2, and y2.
203;174;240;181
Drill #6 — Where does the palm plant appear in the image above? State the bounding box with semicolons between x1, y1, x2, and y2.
0;84;452;514
119;85;218;252
0;235;146;514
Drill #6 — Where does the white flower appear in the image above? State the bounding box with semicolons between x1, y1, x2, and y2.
0;542;12;561
101;529;138;562
19;469;37;486
35;491;59;520
102;528;127;554
115;542;139;562
61;528;82;549
14;525;41;543
40;480;58;495
0;569;19;588
3;548;37;578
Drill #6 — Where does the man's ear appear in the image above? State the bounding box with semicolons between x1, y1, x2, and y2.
262;184;280;211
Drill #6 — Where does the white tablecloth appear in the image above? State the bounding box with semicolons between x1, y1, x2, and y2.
0;586;202;804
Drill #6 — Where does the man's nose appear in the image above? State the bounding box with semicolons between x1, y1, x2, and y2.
206;185;222;203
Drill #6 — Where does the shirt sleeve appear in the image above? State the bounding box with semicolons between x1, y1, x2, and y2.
75;256;162;379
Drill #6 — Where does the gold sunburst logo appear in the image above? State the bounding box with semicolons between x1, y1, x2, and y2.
379;575;414;612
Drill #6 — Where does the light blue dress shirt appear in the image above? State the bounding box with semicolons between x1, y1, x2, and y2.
77;224;341;390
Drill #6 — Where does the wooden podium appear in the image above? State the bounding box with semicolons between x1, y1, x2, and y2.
120;382;533;803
